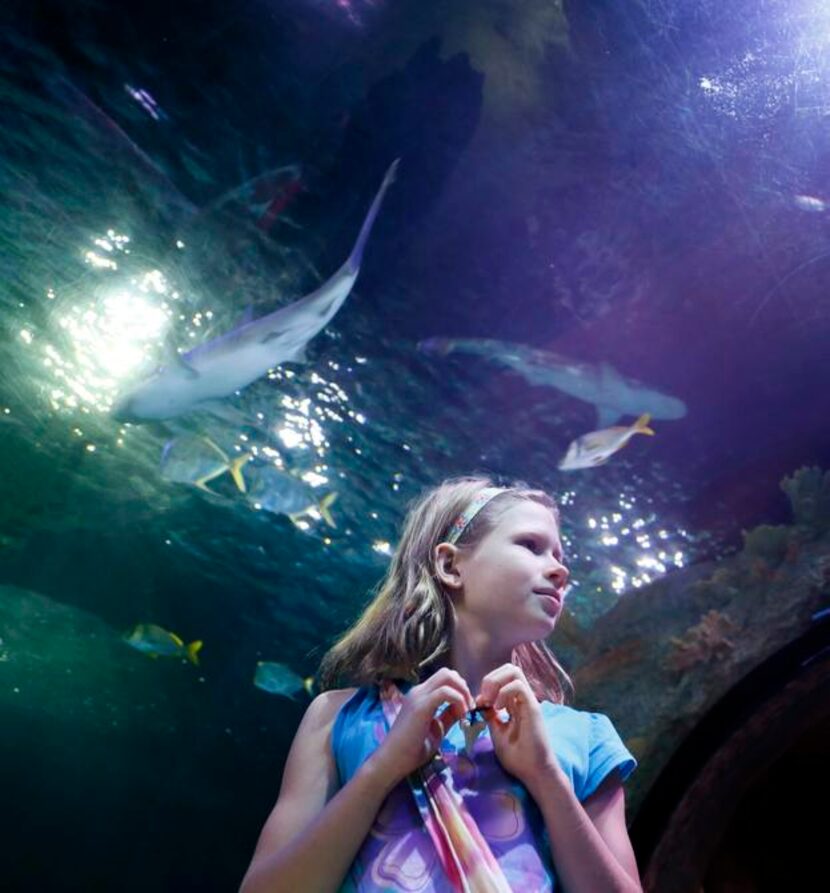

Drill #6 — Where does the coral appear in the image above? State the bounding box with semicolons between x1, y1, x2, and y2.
709;566;736;586
748;557;779;584
665;610;739;674
807;555;830;593
780;466;830;534
741;524;791;563
689;567;740;609
572;639;645;689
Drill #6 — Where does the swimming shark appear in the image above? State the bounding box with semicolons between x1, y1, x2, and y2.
113;160;399;421
417;337;687;427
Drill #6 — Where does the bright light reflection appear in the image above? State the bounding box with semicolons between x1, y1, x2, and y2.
21;232;184;414
574;488;694;595
277;428;304;449
41;289;171;412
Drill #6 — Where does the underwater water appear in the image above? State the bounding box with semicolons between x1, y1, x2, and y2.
1;0;829;889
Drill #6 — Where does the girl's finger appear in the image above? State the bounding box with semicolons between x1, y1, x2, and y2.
478;664;527;706
426;684;472;716
493;679;530;712
421;673;475;711
428;688;469;733
426;715;445;750
434;700;466;737
479;704;508;727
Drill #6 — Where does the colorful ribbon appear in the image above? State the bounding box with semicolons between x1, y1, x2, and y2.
379;680;514;893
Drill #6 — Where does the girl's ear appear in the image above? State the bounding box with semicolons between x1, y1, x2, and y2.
434;542;463;590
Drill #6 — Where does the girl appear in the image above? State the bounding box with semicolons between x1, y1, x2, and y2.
240;477;642;893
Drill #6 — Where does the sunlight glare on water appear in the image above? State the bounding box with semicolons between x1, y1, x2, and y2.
26;231;184;414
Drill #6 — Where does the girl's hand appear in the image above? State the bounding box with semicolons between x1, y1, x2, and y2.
475;664;557;787
371;667;476;785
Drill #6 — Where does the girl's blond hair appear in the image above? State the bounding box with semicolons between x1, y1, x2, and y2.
317;476;574;704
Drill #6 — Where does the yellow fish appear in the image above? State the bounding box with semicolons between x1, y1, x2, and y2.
124;623;203;665
253;662;315;699
160;434;251;493
558;413;655;471
247;464;338;528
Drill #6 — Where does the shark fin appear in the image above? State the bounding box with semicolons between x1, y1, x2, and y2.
600;362;621;383
282;343;309;364
173;351;200;379
596;405;622;427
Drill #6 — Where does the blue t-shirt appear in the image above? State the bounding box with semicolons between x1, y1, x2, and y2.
331;681;637;892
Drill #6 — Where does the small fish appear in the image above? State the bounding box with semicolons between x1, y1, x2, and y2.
253;662;315;698
209;164;305;232
160;434;251;493
124;623;203;665
46;76;195;217
247;464;337;527
124;83;167;121
794;194;828;213
558;413;655;471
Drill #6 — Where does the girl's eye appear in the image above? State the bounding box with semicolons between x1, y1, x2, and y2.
519;538;540;553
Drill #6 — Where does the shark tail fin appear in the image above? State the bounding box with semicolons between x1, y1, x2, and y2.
634;413;655;436
319;492;338;528
345;159;399;274
186;640;203;666
229;453;252;493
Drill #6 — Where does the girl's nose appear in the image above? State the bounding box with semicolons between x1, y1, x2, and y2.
546;559;569;589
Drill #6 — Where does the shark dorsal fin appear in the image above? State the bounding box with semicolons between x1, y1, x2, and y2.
286;344;308;364
173;351;200;379
596;404;621;427
599;362;621;384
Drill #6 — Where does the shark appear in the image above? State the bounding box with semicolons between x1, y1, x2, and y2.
417;337;687;428
112;159;399;422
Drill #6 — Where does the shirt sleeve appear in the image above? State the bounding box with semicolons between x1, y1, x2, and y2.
580;711;638;802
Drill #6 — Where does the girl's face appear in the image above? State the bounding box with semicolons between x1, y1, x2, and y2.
452;500;569;647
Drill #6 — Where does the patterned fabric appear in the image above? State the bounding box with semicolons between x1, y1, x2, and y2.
378;680;513;893
332;680;637;892
445;488;508;544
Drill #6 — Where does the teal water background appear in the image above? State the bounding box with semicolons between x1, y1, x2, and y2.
1;1;829;889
